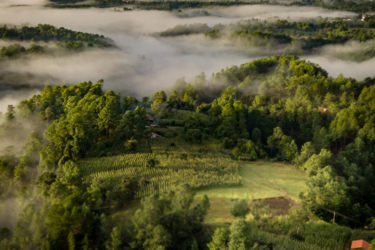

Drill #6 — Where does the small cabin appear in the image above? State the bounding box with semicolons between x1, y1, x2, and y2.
351;240;371;250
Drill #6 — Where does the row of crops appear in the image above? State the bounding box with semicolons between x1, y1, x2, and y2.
299;223;352;250
78;138;241;199
246;222;355;250
149;137;224;156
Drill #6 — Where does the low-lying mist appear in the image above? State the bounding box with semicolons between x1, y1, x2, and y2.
0;3;369;101
0;89;40;113
306;54;375;80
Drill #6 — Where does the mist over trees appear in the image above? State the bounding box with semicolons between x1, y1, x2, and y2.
0;54;375;249
2;2;375;249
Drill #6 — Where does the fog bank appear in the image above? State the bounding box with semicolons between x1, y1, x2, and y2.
0;4;364;99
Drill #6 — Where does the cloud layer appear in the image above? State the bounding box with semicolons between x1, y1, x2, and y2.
0;3;370;103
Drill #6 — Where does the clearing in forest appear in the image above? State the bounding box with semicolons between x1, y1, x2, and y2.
195;162;307;226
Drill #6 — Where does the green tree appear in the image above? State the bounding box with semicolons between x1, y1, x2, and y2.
228;219;252;250
68;231;75;250
230;200;250;218
81;234;90;250
125;138;138;153
294;142;316;167
207;228;229;250
105;227;122;250
143;225;171;250
113;177;139;207
191;237;199;250
197;195;210;222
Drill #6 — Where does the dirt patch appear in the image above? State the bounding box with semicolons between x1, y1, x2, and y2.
239;163;317;222
253;197;291;215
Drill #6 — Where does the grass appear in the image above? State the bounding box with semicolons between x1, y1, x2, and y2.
195;161;308;227
244;162;307;201
108;202;141;227
110;161;308;228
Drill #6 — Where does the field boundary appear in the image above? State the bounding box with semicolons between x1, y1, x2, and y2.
239;163;317;222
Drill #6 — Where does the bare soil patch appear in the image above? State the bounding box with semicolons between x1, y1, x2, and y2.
253;197;291;215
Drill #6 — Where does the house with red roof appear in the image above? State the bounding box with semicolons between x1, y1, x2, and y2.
351;240;372;250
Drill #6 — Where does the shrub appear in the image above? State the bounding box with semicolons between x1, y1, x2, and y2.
230;200;250;218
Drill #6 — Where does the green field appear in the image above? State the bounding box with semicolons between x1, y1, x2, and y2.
108;160;308;228
244;162;307;201
195;162;307;227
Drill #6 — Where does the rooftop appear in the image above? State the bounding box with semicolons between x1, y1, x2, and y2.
351;240;371;250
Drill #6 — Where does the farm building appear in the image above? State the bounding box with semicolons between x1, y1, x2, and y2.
351;240;371;250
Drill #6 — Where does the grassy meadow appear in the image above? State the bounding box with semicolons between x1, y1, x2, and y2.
195;162;307;227
107;159;308;228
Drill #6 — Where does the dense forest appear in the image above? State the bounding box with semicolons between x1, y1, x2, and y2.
0;24;114;95
157;17;375;62
2;1;375;249
47;0;375;14
1;54;375;249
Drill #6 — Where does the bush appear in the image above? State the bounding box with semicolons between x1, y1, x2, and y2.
125;138;138;153
230;200;250;218
146;159;156;168
289;231;305;242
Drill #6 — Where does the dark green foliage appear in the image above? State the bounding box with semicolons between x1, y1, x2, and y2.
159;23;211;37
230;200;250;218
0;43;44;59
125;138;138;153
36;172;57;196
0;24;112;47
112;177;139;207
130;184;209;250
131;1;256;11
105;227;122;250
230;30;292;48
50;0;85;3
0;227;11;240
146;158;156;168
208;219;254;250
3;52;375;250
185;129;202;143
295;0;375;13
196;195;210;222
289;231;305;242
267;127;298;162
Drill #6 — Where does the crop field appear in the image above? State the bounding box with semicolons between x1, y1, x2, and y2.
77;138;241;199
93;155;375;250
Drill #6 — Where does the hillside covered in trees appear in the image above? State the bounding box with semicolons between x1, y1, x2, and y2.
3;1;375;249
1;55;375;249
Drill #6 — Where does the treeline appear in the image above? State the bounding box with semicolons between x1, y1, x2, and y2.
130;1;265;11
0;41;92;59
2;55;375;249
158;23;211;37
48;0;259;9
159;18;375;60
0;24;113;47
0;43;44;59
229;30;292;49
47;0;375;13
0;80;149;197
146;55;375;227
50;0;85;3
292;0;375;13
333;41;375;62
